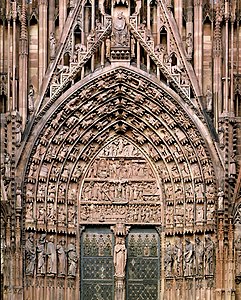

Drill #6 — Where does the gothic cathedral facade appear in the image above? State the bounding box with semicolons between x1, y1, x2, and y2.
0;0;241;299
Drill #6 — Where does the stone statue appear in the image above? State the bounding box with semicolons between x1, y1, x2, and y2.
37;205;45;224
26;203;34;222
49;32;56;59
217;187;224;210
28;84;35;114
57;238;66;276
183;238;194;276
16;188;22;208
25;233;36;275
4;152;11;179
218;124;224;147
46;235;57;274
155;45;166;64
206;87;213;112
135;0;142;14
173;237;182;276
37;234;46;274
229;154;236;178
106;38;111;58
112;12;128;47
113;237;127;277
164;241;173;276
195;237;204;275
205;236;214;275
186;32;193;58
67;239;78;276
15;121;22;146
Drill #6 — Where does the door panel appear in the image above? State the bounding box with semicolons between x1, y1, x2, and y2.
126;229;160;300
81;228;114;300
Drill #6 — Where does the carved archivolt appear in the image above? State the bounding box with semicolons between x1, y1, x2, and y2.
24;68;217;238
21;65;220;300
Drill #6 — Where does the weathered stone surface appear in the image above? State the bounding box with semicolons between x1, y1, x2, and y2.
0;0;240;299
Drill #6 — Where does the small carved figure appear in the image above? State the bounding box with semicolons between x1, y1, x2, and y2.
185;204;194;224
186;32;193;58
196;205;204;222
67;239;78;276
229;153;236;178
195;237;204;275
181;72;189;85
217;187;224;210
57;206;66;226
68;205;76;227
95;19;103;30
28;163;37;178
37;205;45;223
183;238;194;276
26;203;34;221
25;233;36;275
46;235;57;274
57;238;66;276
15;122;22;146
155;45;166;64
218;124;224;147
28;84;35;113
37;234;46;274
164;241;173;276
4;152;11;178
207;204;215;222
47;203;56;225
206;87;213;112
114;237;127;277
49;32;56;59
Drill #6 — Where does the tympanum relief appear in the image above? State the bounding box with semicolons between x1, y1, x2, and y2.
80;137;162;224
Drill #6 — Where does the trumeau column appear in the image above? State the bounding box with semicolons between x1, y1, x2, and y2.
194;0;203;90
19;0;28;129
38;0;48;90
111;224;130;300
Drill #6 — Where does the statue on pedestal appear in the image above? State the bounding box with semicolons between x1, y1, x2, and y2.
25;233;36;275
114;237;127;277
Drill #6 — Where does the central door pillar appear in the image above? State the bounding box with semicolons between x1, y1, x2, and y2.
111;224;130;300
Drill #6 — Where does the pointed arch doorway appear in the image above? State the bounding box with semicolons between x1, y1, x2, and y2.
79;136;163;300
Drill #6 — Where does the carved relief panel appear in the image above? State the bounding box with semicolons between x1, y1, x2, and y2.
80;137;163;225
